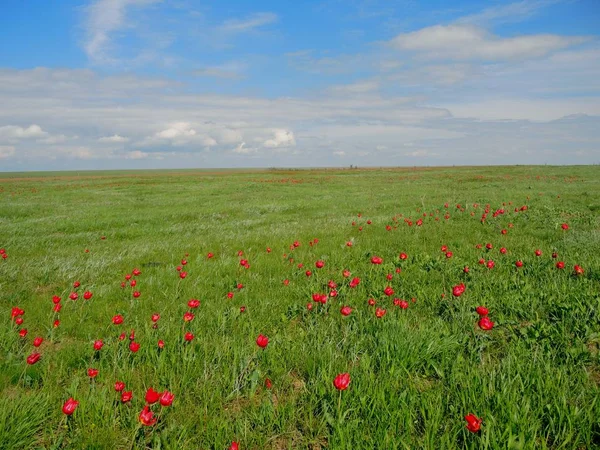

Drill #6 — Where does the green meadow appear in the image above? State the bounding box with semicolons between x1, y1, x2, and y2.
1;166;599;449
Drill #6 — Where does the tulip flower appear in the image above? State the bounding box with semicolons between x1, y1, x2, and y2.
93;340;104;351
27;352;41;365
465;413;482;432
112;315;124;325
452;283;465;297
478;316;494;330
333;372;350;390
145;387;161;404
114;381;125;392
139;406;157;426
62;398;79;416
33;337;43;347
184;332;194;342
476;306;489;316
256;334;269;348
159;391;174;407
375;308;387;318
121;391;132;403
340;306;352;316
129;342;140;352
87;368;99;378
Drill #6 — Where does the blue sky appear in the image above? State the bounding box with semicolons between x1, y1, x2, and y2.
1;0;599;170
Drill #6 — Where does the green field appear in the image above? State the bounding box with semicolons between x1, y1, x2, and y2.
1;166;599;449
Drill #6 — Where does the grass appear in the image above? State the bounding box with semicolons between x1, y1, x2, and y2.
0;165;599;449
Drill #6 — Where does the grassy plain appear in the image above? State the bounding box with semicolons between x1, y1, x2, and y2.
1;166;599;449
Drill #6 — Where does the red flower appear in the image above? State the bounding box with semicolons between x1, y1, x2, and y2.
398;300;409;309
87;368;99;378
179;271;187;279
52;295;61;304
476;306;489;316
240;306;246;313
340;306;352;316
183;312;195;322
264;378;272;389
399;252;407;260
62;398;79;415
256;334;269;348
229;442;239;450
383;286;394;296
121;391;132;403
15;317;23;325
188;299;200;308
342;269;351;278
441;245;448;252
159;390;174;406
145;387;161;404
151;314;160;322
315;260;325;268
561;223;569;230
11;307;24;318
452;283;465;297
73;281;80;288
478;316;494;330
114;381;125;392
19;328;28;338
227;292;234;299
370;256;383;264
486;260;495;269
184;332;194;342
69;292;78;301
83;291;93;300
158;339;165;349
386;273;393;280
27;352;41;365
132;268;141;276
133;291;141;298
305;270;312;277
333;372;350;390
93;340;104;351
465;413;482;433
535;249;542;257
207;252;214;259
485;243;492;250
574;265;584;275
53;320;60;328
33;336;43;347
129;342;140;352
500;247;507;254
53;303;62;312
375;308;387;318
139;405;157;426
368;298;376;306
463;266;470;274
112;315;124;325
445;251;453;259
346;241;353;247
306;303;313;311
556;261;565;269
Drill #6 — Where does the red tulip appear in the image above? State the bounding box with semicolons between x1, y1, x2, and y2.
346;241;353;247
237;283;244;290
139;405;157;426
375;308;387;318
556;261;565;269
181;259;187;265
384;286;394;296
125;274;132;280
53;303;62;312
132;268;141;276
118;332;126;340
305;270;312;277
87;368;99;378
53;320;60;328
130;279;137;287
133;291;141;298
52;295;61;304
229;442;239;450
370;256;383;264
33;336;43;347
315;260;324;268
485;243;492;250
73;281;80;288
227;292;234;299
158;339;165;349
256;334;269;348
535;249;542;257
283;279;289;285
328;280;337;289
112;314;124;325
340;306;352;316
145;387;161;404
151;314;160;322
386;273;393;280
500;247;507;254
183;312;195;322
187;299;200;308
398;300;409;309
83;291;93;300
19;328;28;338
486;260;495;269
62;398;79;416
121;391;133;403
306;303;313;311
69;292;78;301
445;251;453;259
515;260;523;268
159;391;174;406
179;271;187;279
342;269;351;278
129;342;140;352
333;372;350;390
240;306;246;313
452;283;465;297
465;413;482;433
574;265;584;275
399;252;407;260
501;229;507;235
207;252;214;259
114;381;125;392
267;247;272;253
15;317;24;325
368;298;376;306
27;352;41;365
561;223;569;230
476;306;489;316
478;316;494;330
184;332;194;342
441;245;448;252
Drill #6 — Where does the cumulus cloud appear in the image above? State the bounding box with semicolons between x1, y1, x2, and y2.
390;25;586;60
263;129;296;148
0;124;48;141
98;134;129;143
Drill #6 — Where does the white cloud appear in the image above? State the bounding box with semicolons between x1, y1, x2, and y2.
156;122;197;139
124;150;148;159
83;0;161;63
330;80;379;94
219;12;278;33
390;25;586;60
457;0;561;26
0;124;48;140
263;129;296;148
0;145;15;159
98;134;130;143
